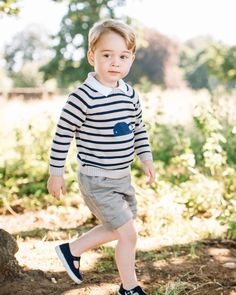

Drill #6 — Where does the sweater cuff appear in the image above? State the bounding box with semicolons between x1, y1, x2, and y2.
139;152;153;162
49;166;64;176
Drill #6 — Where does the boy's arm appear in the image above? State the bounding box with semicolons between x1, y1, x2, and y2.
48;92;87;196
133;94;155;184
49;93;87;176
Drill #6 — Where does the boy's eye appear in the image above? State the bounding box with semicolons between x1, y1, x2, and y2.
120;55;128;60
104;54;110;58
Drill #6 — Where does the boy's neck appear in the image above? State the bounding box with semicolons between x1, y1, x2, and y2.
94;74;119;89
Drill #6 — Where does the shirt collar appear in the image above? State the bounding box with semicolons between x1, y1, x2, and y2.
84;72;127;96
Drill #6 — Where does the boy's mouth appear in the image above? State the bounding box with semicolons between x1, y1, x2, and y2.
109;71;120;74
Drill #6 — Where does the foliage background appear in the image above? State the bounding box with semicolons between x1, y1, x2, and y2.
0;0;236;242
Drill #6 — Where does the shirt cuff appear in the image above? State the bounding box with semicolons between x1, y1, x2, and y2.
139;152;153;162
49;166;64;176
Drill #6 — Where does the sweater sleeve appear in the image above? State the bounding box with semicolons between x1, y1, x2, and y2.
49;92;88;176
133;93;153;162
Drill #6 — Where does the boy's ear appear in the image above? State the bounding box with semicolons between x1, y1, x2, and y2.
87;50;94;66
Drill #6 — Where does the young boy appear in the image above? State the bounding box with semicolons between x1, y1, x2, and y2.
47;19;155;295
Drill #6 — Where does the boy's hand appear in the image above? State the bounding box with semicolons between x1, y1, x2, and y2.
142;160;156;185
47;175;66;199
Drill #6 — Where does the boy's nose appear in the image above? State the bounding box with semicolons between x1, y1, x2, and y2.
111;58;120;67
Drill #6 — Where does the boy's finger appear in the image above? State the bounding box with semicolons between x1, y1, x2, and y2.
146;170;155;185
146;176;154;185
53;192;60;199
62;186;67;195
146;173;151;184
151;172;156;183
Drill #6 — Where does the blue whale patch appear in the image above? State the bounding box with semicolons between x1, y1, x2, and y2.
113;122;133;136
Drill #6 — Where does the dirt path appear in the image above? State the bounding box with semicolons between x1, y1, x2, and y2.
0;211;236;295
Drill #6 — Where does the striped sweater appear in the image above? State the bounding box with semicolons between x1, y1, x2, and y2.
49;73;153;178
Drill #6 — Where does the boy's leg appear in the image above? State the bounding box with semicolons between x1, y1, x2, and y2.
114;219;138;290
69;224;118;257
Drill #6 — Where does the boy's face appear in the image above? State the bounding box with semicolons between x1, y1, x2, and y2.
87;31;135;88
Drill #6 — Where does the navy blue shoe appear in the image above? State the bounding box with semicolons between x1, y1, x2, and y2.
118;284;147;295
55;242;83;284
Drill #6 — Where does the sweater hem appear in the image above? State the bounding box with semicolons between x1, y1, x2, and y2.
78;165;131;179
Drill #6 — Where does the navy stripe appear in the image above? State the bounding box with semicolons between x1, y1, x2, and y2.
134;144;150;149
91;100;133;109
137;114;142;120
134;130;146;136
50;164;64;168
77;144;134;152
57;124;74;133
51;148;68;153
50;156;66;161
135;137;149;143
114;165;129;170
136;110;142;117
82;122;133;130
135;122;143;128
137;151;151;156
70;92;90;108
79;137;134;145
79;150;134;159
67;101;87;116
55;132;73;138
78;87;105;99
78;155;132;167
82;123;114;130
78;130;114;137
89;108;135;116
63;108;84;123
108;91;135;99
60;116;77;127
53;140;70;145
112;92;135;99
83;83;98;93
86;115;135;123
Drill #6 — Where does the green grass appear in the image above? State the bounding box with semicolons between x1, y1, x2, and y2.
95;246;116;273
151;280;194;295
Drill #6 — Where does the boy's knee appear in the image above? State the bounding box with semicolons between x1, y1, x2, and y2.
116;220;137;244
127;228;137;244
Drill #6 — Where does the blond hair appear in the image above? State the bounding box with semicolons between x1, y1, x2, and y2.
88;19;136;53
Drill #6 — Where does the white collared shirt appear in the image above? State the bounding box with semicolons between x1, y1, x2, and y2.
84;72;128;96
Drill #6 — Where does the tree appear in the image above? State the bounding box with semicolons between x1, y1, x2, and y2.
41;0;126;88
127;28;181;88
3;24;50;87
4;24;50;73
0;0;20;16
206;44;236;90
11;63;44;87
179;36;214;90
180;36;236;91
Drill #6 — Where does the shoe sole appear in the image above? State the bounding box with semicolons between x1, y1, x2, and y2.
55;245;82;284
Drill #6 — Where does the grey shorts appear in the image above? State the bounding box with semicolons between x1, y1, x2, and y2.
77;173;137;230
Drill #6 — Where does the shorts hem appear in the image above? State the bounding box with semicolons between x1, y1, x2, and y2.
103;213;133;230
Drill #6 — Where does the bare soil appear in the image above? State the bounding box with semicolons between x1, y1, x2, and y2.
0;211;235;295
